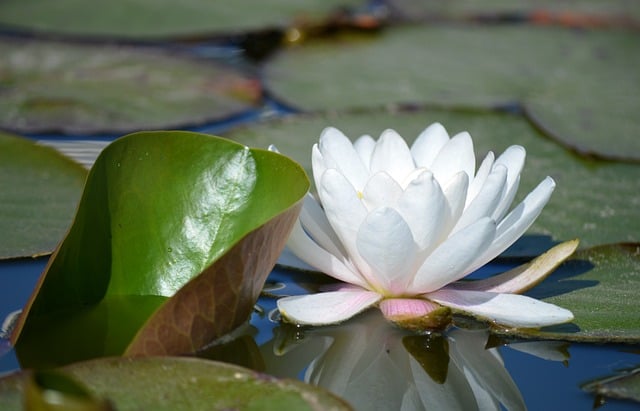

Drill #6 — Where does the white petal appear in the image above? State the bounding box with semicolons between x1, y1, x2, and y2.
410;122;450;168
311;144;326;191
492;145;526;221
428;289;574;327
448;239;579;294
353;134;375;170
277;290;382;325
287;219;369;288
410;217;496;294
299;193;347;259
430;131;476;185
319;169;374;284
441;171;469;231
318;127;369;191
356;207;417;294
467;177;556;273
370;129;415;183
452;165;507;234
465;151;494;207
396;170;447;252
361;172;403;211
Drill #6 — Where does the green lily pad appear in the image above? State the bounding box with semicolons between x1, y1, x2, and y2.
582;367;640;403
498;243;640;343
0;356;351;411
12;131;309;368
225;108;640;254
0;0;361;39
387;0;640;22
0;38;261;135
263;25;640;160
0;132;87;259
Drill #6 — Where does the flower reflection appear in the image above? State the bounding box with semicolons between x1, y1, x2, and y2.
262;310;568;411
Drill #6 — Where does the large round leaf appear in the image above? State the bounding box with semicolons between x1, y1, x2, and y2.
0;38;261;135
0;0;361;39
264;25;640;160
0;132;87;259
226;109;640;254
12;131;309;368
0;356;351;410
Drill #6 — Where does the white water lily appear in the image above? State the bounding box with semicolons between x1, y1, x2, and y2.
277;123;575;329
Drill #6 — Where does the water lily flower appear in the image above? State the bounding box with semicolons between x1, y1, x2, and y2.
276;123;575;329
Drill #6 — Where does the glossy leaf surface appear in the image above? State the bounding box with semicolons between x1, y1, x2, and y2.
0;38;261;135
12;131;309;368
0;132;87;259
0;357;351;411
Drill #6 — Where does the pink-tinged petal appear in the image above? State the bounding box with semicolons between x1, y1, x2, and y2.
379;298;441;319
277;290;382;325
431;131;476;185
410;122;450;168
361;172;403;211
467;177;556;273
299;193;347;259
353;134;375;170
288;219;369;288
465;151;495;207
356;207;417;294
410;217;496;293
448;239;579;294
318;127;369;191
492;145;526;221
441;171;469;231
452;165;507;234
396;170;447;252
428;289;574;328
370;129;415;183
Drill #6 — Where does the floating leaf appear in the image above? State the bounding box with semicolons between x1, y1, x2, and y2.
582;367;640;403
264;25;640;160
226;108;640;254
0;356;351;411
12;131;309;368
0;0;362;39
0;38;261;135
0;132;87;259
499;243;640;343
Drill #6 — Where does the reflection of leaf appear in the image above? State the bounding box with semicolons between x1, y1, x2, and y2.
499;243;640;343
0;357;351;411
0;132;87;260
0;38;261;135
12;131;309;368
263;25;640;160
226;108;640;253
582;367;640;404
0;0;362;39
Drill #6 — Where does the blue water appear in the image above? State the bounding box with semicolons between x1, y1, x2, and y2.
2;259;638;410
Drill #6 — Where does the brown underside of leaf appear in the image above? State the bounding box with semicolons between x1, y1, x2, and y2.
125;201;302;356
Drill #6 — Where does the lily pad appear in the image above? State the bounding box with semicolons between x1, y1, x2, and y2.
0;0;362;39
0;132;87;259
12;131;309;368
387;0;640;22
0;356;351;411
0;38;261;135
263;25;640;160
500;243;640;343
225;108;640;253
